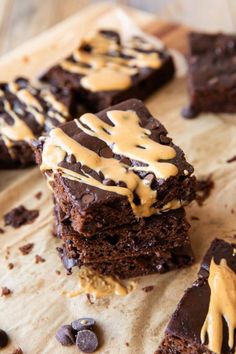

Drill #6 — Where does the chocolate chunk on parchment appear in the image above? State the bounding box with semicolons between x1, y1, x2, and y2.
55;325;76;346
35;255;46;264
19;243;34;255
76;329;98;353
1;286;12;296
4;205;39;228
0;329;9;348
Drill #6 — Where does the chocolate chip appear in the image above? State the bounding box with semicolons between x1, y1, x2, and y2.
119;157;131;166
103;178;116;186
55;325;76;346
181;106;198;119
35;255;46;264
76;329;98;353
82;194;94;204
118;181;127;188
66;154;76;164
0;329;9;348
82;165;92;175
72;318;95;331
99;146;113;158
8;263;14;270
159;134;171;145
208;77;219;86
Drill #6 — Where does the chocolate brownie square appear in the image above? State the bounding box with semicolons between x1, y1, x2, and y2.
182;32;236;118
41;29;175;112
156;238;236;353
0;77;77;168
34;98;196;236
54;202;192;263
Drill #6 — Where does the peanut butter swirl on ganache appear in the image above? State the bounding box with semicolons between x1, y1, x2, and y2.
60;31;162;92
201;258;236;354
41;109;179;218
0;79;70;148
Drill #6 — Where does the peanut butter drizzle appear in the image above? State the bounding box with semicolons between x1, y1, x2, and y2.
201;258;236;354
66;267;135;299
41;110;178;218
60;32;161;92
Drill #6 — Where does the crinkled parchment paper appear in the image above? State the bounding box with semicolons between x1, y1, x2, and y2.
1;5;236;354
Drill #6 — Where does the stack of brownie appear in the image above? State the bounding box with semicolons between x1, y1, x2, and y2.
34;98;196;278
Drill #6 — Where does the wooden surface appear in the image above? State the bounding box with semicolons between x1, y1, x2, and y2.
0;0;175;56
1;3;236;354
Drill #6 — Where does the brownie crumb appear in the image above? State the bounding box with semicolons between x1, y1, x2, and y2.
19;243;34;255
142;285;154;293
227;155;236;163
35;191;42;200
191;216;200;221
125;342;130;347
0;228;5;234
8;263;14;270
196;176;214;206
56;270;61;275
12;348;23;354
1;287;12;296
0;329;9;348
4;205;39;228
35;255;46;264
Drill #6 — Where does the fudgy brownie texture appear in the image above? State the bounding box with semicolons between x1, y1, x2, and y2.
54;202;191;262
182;32;236;118
35;99;196;236
57;242;194;279
156;239;236;354
0;77;76;168
41;29;175;112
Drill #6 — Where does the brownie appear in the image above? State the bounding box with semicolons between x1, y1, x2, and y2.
0;77;77;168
41;29;175;112
34;98;196;236
54;202;191;263
156;238;236;354
182;32;236;118
57;242;194;279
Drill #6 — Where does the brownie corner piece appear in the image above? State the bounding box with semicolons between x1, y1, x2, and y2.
37;98;196;236
156;238;236;354
182;31;236;118
0;77;76;168
41;29;175;112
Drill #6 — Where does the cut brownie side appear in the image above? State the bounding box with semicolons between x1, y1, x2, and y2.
54;202;191;262
183;32;236;118
156;239;236;354
41;29;175;112
57;242;194;279
0;77;76;168
35;98;196;236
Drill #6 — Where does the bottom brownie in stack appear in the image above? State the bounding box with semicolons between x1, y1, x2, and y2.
54;202;194;279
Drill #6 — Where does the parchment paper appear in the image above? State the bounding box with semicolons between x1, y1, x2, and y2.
1;6;236;354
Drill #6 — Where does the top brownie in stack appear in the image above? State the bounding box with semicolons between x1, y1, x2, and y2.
157;238;236;353
0;77;77;168
182;32;236;118
34;98;196;236
41;29;175;112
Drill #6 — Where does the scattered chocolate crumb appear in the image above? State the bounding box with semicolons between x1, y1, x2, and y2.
191;216;200;221
125;342;130;347
35;191;42;200
196;176;214;206
86;293;95;304
1;287;12;296
142;285;154;293
0;228;5;234
12;348;23;354
8;263;14;270
35;255;46;264
4;205;39;228
231;209;235;214
19;243;34;255
56;270;61;275
227;155;236;163
0;329;9;348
